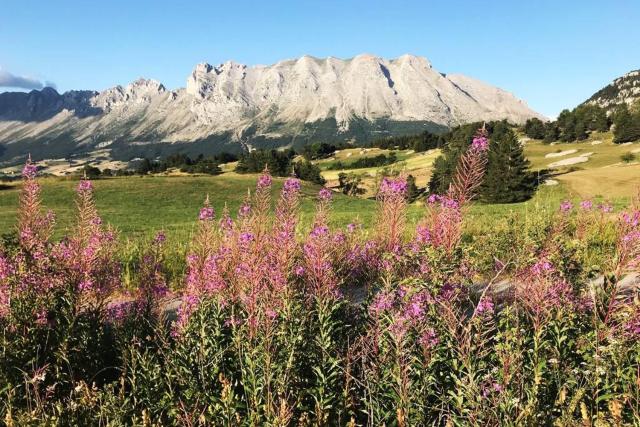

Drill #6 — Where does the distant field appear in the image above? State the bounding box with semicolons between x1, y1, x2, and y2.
317;147;441;194
522;131;640;199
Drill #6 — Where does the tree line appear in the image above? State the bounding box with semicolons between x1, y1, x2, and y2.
523;101;640;144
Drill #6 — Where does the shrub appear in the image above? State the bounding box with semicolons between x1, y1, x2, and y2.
621;152;636;163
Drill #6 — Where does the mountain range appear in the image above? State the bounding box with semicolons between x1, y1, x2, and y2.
0;54;543;164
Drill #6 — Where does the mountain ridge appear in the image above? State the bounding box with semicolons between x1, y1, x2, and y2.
0;54;543;164
583;70;640;112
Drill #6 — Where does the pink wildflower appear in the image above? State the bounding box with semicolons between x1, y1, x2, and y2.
475;297;495;316
199;206;215;221
418;328;439;350
560;200;573;212
22;160;38;179
154;231;166;244
580;200;593;210
379;177;408;197
470;135;489;152
257;172;272;188
283;177;301;193
77;179;93;192
318;187;332;201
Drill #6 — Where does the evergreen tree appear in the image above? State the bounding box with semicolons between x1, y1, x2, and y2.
427;124;480;194
406;174;421;202
523;118;546;140
294;160;326;185
481;123;536;203
613;104;640;144
543;122;559;143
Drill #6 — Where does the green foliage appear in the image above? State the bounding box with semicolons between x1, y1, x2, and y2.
133;152;233;175
523;117;546;140
370;130;444;152
293;160;326;185
481;122;537;203
428;123;480;194
429;121;537;203
79;164;101;179
621;152;636;163
235;149;295;176
535;105;611;143
338;172;365;196
326;153;398;170
299;142;351;161
613;103;640;144
406;174;421;202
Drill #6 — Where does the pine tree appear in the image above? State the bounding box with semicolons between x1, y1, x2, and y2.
480;122;536;203
523;118;546;139
543;122;559;143
406;174;421;202
613;104;640;144
428;124;480;194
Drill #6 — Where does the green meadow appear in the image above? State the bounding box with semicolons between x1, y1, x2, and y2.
1;131;637;246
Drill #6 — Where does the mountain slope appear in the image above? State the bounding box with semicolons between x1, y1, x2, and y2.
584;70;640;111
0;54;543;164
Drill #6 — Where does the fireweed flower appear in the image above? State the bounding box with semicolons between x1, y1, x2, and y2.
418;328;439;350
35;309;49;326
239;232;254;246
624;307;640;337
283;177;301;193
560;200;573;213
257;172;272;189
77;179;93;192
237;203;251;218
310;225;329;238
470;135;489;152
0;255;11;281
318;187;332;201
370;290;395;315
598;203;613;213
379;177;408;197
22;159;38;179
154;231;166;244
199;206;215;221
580;200;593;210
475;296;495;316
376;177;408;251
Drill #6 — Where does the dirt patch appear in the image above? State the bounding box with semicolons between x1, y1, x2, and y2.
545;149;577;158
548;155;591;168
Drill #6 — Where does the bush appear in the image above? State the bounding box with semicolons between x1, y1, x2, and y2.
621;152;636;163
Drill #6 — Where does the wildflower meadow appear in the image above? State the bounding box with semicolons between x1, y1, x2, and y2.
1;129;639;425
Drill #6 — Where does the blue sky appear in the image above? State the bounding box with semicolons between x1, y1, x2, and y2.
1;0;638;117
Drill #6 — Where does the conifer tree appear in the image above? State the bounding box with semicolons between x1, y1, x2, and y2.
481;122;536;203
613;103;640;144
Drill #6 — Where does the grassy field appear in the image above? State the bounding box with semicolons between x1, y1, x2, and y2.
1;131;637;243
0;174;382;241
